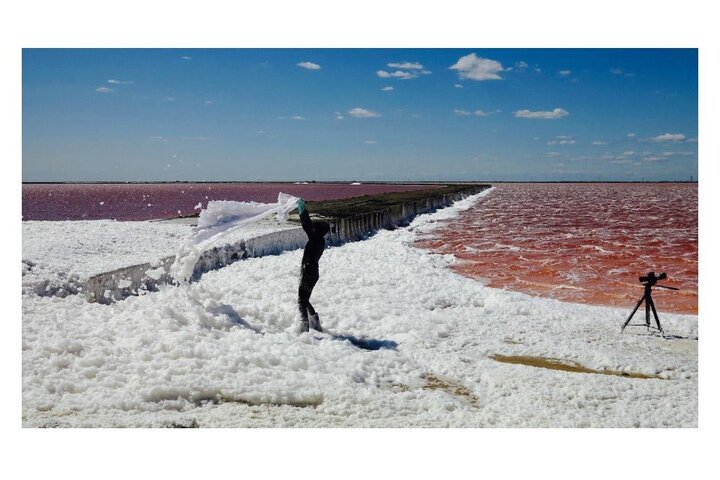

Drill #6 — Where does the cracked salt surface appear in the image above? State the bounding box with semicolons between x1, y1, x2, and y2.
21;192;698;427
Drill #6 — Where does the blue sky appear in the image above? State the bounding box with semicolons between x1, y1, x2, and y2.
22;48;698;182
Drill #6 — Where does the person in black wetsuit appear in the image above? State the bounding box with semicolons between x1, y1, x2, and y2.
297;198;331;333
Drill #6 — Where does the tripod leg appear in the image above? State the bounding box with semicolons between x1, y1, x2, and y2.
648;296;664;335
645;296;651;329
621;296;645;333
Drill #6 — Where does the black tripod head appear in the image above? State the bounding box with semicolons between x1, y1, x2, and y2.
639;271;679;291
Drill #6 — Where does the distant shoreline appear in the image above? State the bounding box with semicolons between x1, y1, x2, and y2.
22;180;698;185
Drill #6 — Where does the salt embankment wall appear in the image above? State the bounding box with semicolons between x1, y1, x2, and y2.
327;187;485;242
73;184;491;304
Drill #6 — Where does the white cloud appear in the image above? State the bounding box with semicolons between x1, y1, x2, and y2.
449;53;503;81
334;112;344;120
454;109;491;117
95;86;113;93
376;70;416;80
297;61;321;70
651;133;687;142
396;72;414;79
381;86;394;92
364;140;377;144
592;140;607;145
387;62;423;70
291;116;306;121
627;133;636;138
661;151;694;157
348;107;380;118
515;61;528;69
180;56;192;60
514;108;569;120
558;70;572;76
278;115;306;121
622;151;635;156
547;139;576;145
203;100;213;105
148;135;167;142
107;79;134;85
687;137;698;143
454;84;463;88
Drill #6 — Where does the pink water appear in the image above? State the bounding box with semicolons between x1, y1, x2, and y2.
22;183;433;221
417;183;698;315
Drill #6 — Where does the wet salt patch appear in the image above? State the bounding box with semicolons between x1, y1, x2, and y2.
490;355;665;380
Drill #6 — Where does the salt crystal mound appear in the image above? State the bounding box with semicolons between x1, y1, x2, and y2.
21;219;303;303
22;220;192;298
22;190;697;427
170;193;299;283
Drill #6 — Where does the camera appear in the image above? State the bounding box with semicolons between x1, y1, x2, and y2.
622;271;679;336
639;271;666;284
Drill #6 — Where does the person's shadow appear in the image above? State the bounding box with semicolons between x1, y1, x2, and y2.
330;334;398;351
208;304;263;334
662;334;698;340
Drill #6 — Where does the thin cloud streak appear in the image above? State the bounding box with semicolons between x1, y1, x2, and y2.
514;108;569;120
348;107;380;118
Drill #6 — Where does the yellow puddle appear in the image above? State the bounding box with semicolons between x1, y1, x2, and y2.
490;355;664;380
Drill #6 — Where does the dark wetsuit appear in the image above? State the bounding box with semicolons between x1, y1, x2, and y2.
298;209;326;324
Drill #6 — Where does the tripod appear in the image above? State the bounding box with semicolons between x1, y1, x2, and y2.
621;272;679;336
